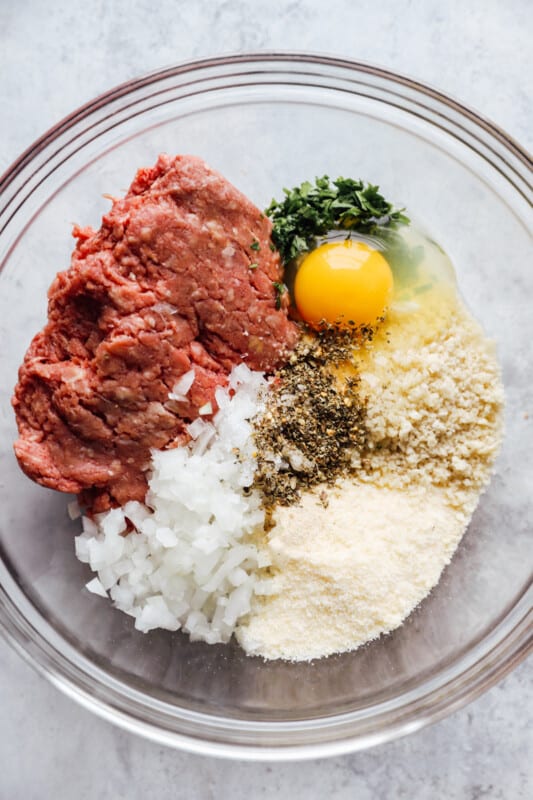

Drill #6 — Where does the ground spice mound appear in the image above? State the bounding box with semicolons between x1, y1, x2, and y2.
253;327;371;507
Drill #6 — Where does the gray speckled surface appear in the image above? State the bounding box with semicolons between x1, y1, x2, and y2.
1;0;531;797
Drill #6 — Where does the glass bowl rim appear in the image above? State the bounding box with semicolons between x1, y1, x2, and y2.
0;52;531;760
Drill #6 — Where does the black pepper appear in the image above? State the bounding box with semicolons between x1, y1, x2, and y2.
253;325;371;507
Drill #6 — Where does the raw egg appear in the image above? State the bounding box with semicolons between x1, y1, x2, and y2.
294;240;394;327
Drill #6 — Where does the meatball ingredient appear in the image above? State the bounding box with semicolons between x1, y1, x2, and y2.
237;288;504;661
12;155;298;511
294;240;394;327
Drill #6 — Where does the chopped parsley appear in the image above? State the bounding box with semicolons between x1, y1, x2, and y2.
272;281;287;309
250;239;261;251
249;262;259;270
266;175;410;264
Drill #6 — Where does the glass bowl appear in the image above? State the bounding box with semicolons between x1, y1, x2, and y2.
0;54;531;760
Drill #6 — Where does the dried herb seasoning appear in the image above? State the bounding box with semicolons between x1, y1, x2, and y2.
253;325;372;507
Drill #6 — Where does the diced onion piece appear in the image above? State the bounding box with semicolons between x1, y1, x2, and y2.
168;369;196;400
85;577;108;598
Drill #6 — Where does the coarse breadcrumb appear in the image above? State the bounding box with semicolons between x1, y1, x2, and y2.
358;300;504;513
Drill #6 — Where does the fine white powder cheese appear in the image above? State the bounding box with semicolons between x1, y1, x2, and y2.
237;482;467;661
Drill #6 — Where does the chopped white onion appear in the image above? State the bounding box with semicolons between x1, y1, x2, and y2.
168;368;196;401
75;365;269;644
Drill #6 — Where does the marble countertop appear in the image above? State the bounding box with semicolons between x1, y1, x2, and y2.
1;1;531;797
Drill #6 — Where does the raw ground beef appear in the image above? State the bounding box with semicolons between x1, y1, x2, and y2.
12;154;298;511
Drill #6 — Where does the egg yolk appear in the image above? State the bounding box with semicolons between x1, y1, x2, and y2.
294;240;394;328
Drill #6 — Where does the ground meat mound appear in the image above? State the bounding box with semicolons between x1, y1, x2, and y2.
12;154;298;511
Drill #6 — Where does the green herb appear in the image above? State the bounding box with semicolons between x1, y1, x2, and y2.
272;281;287;309
266;175;410;264
250;239;261;251
249;262;259;270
